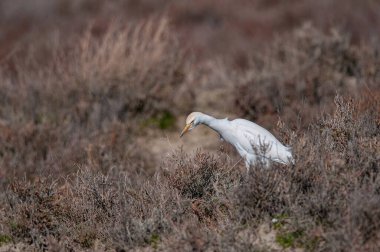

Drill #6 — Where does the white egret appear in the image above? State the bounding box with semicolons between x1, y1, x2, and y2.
180;112;294;169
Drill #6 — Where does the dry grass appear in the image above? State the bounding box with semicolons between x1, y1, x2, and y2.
0;10;379;252
1;95;378;251
0;17;187;179
234;23;380;130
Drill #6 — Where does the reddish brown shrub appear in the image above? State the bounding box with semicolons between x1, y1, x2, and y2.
234;24;380;130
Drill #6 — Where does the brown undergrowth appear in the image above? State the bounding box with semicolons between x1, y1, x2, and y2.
234;24;380;130
0;17;379;251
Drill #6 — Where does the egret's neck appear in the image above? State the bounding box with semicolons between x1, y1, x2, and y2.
198;114;216;126
198;114;226;133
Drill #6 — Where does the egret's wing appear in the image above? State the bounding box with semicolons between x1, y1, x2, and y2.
231;119;283;146
231;119;292;164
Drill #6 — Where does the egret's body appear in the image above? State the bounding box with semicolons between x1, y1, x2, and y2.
180;112;293;169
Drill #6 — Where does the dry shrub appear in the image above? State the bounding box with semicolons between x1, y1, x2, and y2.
1;17;185;125
0;16;192;251
0;17;186;180
1;96;379;251
168;150;220;199
0;120;147;179
3;171;121;250
159;221;260;252
4;179;73;250
2;168;175;250
165;149;240;226
232;95;377;250
0;21;379;251
234;165;290;223
289;96;379;250
234;23;380;129
2;151;235;250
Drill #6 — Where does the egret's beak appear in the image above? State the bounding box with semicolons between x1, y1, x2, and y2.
180;124;191;138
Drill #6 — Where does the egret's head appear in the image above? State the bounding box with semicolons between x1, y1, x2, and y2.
180;112;203;137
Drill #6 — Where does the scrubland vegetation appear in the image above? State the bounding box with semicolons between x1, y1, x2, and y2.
0;1;379;251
